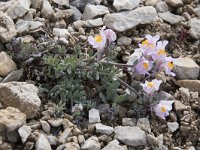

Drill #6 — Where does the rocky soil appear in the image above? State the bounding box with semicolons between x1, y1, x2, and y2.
0;0;200;150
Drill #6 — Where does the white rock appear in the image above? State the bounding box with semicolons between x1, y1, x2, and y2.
41;0;55;19
81;136;101;150
137;118;151;132
102;140;125;150
52;0;69;6
113;0;140;11
194;7;200;19
167;122;179;132
158;11;184;25
173;57;200;80
6;0;31;19
41;120;51;135
0;82;41;119
48;118;63;127
58;128;72;144
53;28;70;39
103;6;157;32
0;12;17;43
189;18;200;39
35;134;52;150
165;0;183;7
47;135;57;145
82;5;109;20
145;0;158;6
95;123;114;135
179;87;190;97
57;142;80;150
156;2;168;13
89;108;100;123
174;100;187;112
114;126;146;146
122;118;137;126
18;125;32;143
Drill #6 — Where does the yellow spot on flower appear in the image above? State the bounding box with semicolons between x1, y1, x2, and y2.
142;40;154;48
143;62;149;70
95;35;102;43
167;62;174;70
161;107;167;113
157;49;166;55
147;82;154;88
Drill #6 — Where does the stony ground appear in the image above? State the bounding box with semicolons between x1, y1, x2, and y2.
0;0;200;150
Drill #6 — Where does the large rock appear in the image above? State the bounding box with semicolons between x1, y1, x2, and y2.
82;5;109;20
177;80;200;93
158;12;184;25
35;134;52;150
173;57;199;80
73;18;103;29
41;0;55;19
113;0;140;11
81;136;101;150
0;82;41;119
156;1;168;13
189;18;200;39
114;126;146;146
0;107;26;132
6;0;31;19
0;12;17;43
103;6;157;32
0;51;17;77
102;140;125;150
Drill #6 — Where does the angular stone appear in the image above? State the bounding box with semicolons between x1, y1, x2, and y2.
73;18;103;29
102;140;125;150
179;87;190;97
40;120;50;135
167;122;179;132
114;126;146;146
41;0;55;19
158;12;184;25
0;51;17;77
58;128;72;144
2;69;24;83
113;0;140;11
103;6;157;32
18;125;32;143
189;18;200;39
81;136;101;150
147;134;158;145
137;118;151;132
0;107;26;132
165;0;183;7
70;0;97;12
35;134;52;150
174;100;187;112
30;0;43;9
95;123;114;135
0;12;17;43
177;80;200;93
53;28;70;39
52;0;69;6
82;5;109;20
145;0;159;6
48;118;63;127
47;135;57;145
156;2;168;13
57;142;80;150
122;118;137;126
0;82;41;119
6;0;31;19
54;9;73;20
89;108;100;123
70;6;82;21
173;57;199;80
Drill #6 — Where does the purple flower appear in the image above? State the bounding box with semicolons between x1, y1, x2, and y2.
140;79;162;95
160;57;176;76
152;40;168;61
103;28;116;44
88;30;106;50
135;57;153;75
153;100;174;120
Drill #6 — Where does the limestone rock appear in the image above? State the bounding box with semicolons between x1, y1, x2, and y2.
54;9;73;20
103;6;157;32
114;126;146;146
158;12;184;25
0;82;41;119
117;36;132;46
89;108;100;123
194;7;200;19
41;0;55;19
102;140;125;150
73;18;103;29
0;107;26;132
58;128;72;144
189;18;200;39
95;123;114;135
174;100;187;112
40;120;50;135
18;125;32;143
70;6;82;21
173;57;199;80
53;28;70;39
0;12;17;43
179;87;190;97
156;2;168;13
47;135;57;145
136;118;151;132
82;5;109;20
81;136;101;150
167;122;179;132
2;69;24;83
6;0;31;19
30;0;43;9
145;0;158;6
57;142;80;150
122;118;137;126
35;134;52;150
113;0;140;11
52;0;69;6
165;0;183;7
70;0;97;12
48;118;63;127
177;80;200;93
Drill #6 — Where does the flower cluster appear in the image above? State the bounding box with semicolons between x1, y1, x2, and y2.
132;35;175;77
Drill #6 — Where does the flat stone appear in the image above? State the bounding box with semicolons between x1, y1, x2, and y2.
189;18;200;39
113;0;140;11
2;69;23;83
53;28;70;39
47;135;57;145
114;126;146;146
73;18;103;29
18;125;32;143
122;118;137;126
70;6;82;21
52;0;69;6
0;82;41;119
0;51;17;77
158;11;184;25
177;80;200;93
40;120;50;135
0;12;17;43
173;57;199;80
102;140;125;150
147;134;158;145
145;0;158;6
41;0;55;19
167;122;179;132
154;91;174;100
30;0;43;9
48;118;63;127
165;0;183;7
179;87;190;97
156;2;168;13
58;128;72;144
174;100;187;112
89;108;100;123
82;4;109;20
81;136;101;150
0;107;26;132
35;134;52;150
103;6;157;32
95;123;114;135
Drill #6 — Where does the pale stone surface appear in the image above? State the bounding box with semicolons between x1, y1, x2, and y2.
0;107;26;132
137;118;151;132
89;108;100;123
54;9;73;20
167;122;179;132
122;118;137;127
179;87;190;97
81;136;101;150
165;0;183;7
47;135;57;145
177;80;200;93
0;52;17;77
30;0;43;9
103;6;157;32
2;69;24;83
0;82;41;119
53;28;71;39
189;18;200;39
174;100;187;112
82;5;109;20
41;120;50;135
58;128;72;144
48;118;63;127
117;36;132;46
173;57;199;80
41;0;55;19
18;125;32;143
57;142;80;150
35;134;52;150
113;0;140;11
95;123;114;135
145;0;158;6
102;140;125;150
156;2;169;13
194;7;200;19
158;12;184;25
0;12;17;43
114;126;146;146
52;0;69;6
73;18;103;29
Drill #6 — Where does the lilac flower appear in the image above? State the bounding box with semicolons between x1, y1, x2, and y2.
152;40;168;61
141;79;162;95
135;57;153;75
153;100;174;120
88;30;106;50
103;28;117;44
160;57;175;76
